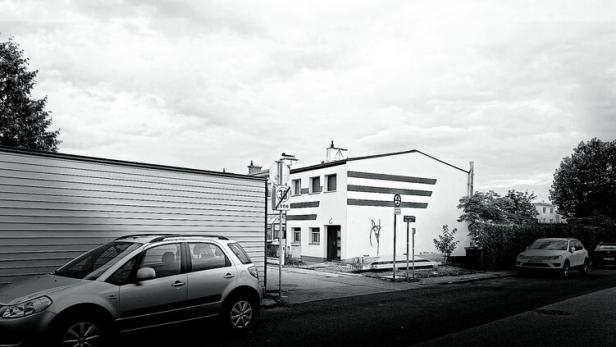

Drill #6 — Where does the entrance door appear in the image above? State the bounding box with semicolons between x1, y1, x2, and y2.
327;225;341;261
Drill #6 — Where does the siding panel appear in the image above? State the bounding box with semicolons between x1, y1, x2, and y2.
0;149;266;286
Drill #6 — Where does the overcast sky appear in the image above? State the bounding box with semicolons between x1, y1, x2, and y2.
2;0;615;202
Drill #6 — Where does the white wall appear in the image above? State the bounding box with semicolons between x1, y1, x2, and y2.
346;152;470;259
287;163;347;260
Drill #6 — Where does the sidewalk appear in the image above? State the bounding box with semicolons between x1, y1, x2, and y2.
415;286;616;346
262;265;513;307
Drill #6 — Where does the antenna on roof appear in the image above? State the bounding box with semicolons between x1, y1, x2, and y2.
326;141;348;162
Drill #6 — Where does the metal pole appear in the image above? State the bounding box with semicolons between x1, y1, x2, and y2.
412;227;416;279
278;210;283;298
406;221;410;281
277;160;283;298
393;213;397;281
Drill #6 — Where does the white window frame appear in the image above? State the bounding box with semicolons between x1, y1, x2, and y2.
325;174;337;192
292;179;301;196
310;227;320;244
310;176;321;193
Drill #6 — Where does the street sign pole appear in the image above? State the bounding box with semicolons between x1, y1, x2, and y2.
412;227;416;280
392;194;401;281
406;220;410;280
277;160;283;298
393;212;396;281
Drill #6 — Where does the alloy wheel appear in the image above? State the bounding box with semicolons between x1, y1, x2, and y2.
230;300;253;330
62;321;101;347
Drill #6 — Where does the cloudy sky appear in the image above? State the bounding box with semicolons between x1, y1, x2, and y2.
2;0;615;202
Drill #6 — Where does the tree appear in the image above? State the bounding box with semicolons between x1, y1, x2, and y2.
458;190;538;240
550;138;616;222
0;37;60;151
433;225;459;264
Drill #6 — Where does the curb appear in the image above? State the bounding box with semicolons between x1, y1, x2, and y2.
437;272;516;285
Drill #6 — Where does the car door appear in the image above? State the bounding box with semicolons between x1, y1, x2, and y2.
185;242;238;317
115;242;188;332
574;240;587;266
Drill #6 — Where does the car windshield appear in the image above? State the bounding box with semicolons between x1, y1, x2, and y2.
529;239;568;250
54;241;142;280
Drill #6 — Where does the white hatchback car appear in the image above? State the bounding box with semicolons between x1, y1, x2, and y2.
516;238;590;278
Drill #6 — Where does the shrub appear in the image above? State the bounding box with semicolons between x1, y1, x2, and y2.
433;225;460;264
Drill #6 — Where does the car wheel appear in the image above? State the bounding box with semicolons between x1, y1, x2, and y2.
562;261;570;279
224;297;255;331
54;316;107;347
580;259;590;276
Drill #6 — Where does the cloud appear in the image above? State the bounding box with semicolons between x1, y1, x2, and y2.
1;0;616;203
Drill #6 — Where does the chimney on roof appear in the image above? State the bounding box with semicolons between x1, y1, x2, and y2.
325;141;348;162
247;160;262;175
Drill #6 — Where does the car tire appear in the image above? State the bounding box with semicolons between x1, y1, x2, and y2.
223;296;256;332
580;259;590;276
561;261;570;279
52;315;108;347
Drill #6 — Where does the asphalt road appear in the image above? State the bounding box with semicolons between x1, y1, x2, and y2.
120;269;616;347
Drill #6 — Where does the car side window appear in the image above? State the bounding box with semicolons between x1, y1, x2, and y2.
108;256;139;285
575;241;584;250
188;243;230;272
139;243;182;278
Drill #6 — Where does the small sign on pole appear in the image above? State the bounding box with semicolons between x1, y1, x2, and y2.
392;194;401;281
394;207;401;215
272;185;291;211
393;194;401;207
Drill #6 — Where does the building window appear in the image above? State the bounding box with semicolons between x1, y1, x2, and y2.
550;208;554;214
292;179;301;195
267;183;272;197
293;227;301;243
326;174;337;192
310;227;320;244
543;207;546;213
310;176;321;193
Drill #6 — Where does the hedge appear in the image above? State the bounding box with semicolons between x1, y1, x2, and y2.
473;223;616;270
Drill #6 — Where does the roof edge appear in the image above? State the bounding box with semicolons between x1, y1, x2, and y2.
0;146;265;181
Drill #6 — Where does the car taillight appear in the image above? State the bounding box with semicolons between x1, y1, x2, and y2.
248;265;259;279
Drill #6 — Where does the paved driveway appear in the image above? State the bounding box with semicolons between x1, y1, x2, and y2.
264;265;509;305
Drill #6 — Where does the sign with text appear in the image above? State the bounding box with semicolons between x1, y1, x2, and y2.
403;215;416;223
394;207;401;215
273;185;291;211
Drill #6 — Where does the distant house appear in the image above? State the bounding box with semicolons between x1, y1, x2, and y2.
533;202;565;224
252;143;474;264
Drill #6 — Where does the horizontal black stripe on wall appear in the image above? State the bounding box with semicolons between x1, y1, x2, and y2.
348;171;437;185
347;185;432;197
287;214;318;221
347;199;428;209
290;201;320;208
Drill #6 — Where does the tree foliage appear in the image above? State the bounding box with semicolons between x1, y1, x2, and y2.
433;225;459;263
0;37;60;151
457;190;538;240
550;138;616;223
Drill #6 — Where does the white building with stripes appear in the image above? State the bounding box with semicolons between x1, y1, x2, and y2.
286;148;473;263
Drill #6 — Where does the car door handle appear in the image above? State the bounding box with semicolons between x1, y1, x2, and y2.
172;281;186;288
224;273;234;279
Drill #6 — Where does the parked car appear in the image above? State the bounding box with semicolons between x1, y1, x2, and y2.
0;234;262;347
593;242;616;267
516;238;590;278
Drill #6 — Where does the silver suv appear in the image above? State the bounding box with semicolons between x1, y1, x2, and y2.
0;234;263;347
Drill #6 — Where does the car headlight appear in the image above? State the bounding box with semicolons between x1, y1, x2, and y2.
1;296;52;319
517;254;527;260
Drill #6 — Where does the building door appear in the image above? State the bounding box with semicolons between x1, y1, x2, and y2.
327;225;341;261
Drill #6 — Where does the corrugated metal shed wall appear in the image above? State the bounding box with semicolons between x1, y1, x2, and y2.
0;149;266;287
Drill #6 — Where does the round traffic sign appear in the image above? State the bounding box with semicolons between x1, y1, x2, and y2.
393;194;401;207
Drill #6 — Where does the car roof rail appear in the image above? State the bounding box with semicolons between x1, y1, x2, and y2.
153;234;230;242
115;234;172;240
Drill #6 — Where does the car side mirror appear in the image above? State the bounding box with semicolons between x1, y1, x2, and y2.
136;267;156;281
